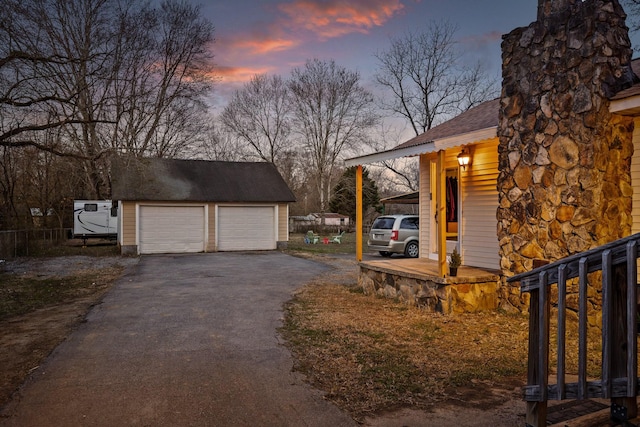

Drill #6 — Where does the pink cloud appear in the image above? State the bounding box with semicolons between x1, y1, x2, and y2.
233;37;299;55
212;1;408;93
278;0;405;39
215;65;275;84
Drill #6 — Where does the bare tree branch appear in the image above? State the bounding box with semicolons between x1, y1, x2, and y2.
375;21;498;136
289;59;378;212
1;0;215;198
221;74;291;164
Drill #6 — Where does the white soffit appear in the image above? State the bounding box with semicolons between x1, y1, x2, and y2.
609;94;640;116
344;127;497;166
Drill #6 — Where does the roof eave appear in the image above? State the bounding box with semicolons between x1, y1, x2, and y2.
344;142;435;166
610;94;640;116
344;126;498;166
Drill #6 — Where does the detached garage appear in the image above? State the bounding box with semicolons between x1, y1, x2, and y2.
111;158;295;255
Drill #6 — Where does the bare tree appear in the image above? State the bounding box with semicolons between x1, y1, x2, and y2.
364;123;420;192
0;146;20;228
0;0;92;155
0;0;215;201
200;120;246;161
621;0;640;58
221;74;291;164
374;21;497;136
622;0;640;33
220;73;312;208
288;59;378;213
108;0;214;158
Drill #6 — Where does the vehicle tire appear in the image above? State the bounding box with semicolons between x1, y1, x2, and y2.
404;241;419;258
379;251;392;257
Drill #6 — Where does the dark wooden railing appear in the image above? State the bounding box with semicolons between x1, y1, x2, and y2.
508;233;640;427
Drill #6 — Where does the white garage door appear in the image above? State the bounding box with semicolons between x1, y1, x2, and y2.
218;206;275;251
139;205;205;254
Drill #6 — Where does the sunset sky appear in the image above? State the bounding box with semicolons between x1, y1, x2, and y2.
197;0;640;110
198;0;533;105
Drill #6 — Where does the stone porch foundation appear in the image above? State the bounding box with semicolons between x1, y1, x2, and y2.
358;261;501;314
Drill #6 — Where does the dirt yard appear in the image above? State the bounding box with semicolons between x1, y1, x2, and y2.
0;254;139;409
0;251;528;426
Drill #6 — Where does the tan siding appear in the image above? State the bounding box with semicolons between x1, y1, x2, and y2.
632;117;640;235
419;154;431;258
121;201;136;246
278;203;289;241
460;139;500;270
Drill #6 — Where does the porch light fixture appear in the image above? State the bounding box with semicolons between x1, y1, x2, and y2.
457;148;471;170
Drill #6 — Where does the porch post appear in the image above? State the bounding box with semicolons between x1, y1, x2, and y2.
436;150;447;277
356;165;363;261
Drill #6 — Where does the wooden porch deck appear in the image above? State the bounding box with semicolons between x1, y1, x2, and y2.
359;257;501;284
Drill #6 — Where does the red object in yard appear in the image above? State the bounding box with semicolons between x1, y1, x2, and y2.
323;237;330;244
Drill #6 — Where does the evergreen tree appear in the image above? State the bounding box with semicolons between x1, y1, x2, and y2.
329;167;380;220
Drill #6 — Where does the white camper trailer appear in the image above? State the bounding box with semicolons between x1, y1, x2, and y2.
73;200;118;241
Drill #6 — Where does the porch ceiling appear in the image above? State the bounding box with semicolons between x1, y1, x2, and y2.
380;191;419;204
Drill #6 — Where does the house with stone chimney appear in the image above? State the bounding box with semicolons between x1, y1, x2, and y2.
346;0;640;312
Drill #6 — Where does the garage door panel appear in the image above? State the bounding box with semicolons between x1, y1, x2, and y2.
218;206;275;251
139;206;205;254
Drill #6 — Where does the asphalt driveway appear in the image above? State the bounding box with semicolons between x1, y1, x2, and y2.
0;252;357;426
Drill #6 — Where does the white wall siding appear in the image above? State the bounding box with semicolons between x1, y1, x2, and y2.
419;154;431;257
460;139;500;270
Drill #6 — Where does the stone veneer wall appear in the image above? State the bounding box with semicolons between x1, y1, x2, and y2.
358;266;499;314
497;0;635;310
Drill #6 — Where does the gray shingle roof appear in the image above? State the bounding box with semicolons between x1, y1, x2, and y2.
392;57;640;150
392;98;500;150
112;157;296;203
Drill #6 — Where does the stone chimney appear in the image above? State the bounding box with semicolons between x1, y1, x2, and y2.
497;0;635;300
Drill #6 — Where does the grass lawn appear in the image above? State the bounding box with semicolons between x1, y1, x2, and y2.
281;235;609;421
287;231;362;255
280;279;530;421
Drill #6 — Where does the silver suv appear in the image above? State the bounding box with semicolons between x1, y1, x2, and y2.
367;214;419;258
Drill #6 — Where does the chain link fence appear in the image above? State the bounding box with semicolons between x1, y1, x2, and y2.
0;228;70;259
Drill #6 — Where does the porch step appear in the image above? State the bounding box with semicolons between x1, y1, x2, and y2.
547;398;640;426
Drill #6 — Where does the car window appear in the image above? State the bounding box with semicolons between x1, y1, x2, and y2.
371;217;395;229
400;217;419;230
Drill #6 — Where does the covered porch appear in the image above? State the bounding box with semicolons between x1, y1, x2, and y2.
358;257;501;314
346;99;500;274
345;99;503;313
